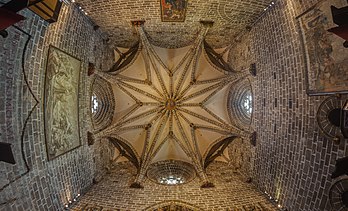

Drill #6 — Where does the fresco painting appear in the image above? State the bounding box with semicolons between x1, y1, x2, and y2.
44;46;81;160
160;0;187;22
298;0;348;95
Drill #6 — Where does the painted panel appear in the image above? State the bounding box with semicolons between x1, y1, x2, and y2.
160;0;187;22
44;46;81;160
298;0;348;95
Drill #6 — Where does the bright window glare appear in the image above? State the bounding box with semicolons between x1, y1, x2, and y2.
160;176;184;185
91;94;99;113
241;92;252;114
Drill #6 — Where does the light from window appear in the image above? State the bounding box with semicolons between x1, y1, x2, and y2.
241;92;252;115
160;176;184;185
91;94;99;113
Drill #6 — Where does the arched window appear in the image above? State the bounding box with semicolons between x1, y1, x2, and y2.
241;90;252;116
90;76;115;132
228;80;253;127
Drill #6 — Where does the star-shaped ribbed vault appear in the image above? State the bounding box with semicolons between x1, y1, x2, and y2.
95;23;249;187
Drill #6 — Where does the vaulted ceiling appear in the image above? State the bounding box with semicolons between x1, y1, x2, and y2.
82;0;268;187
92;23;251;186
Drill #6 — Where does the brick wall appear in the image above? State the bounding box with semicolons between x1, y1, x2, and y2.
77;0;273;49
0;3;113;211
228;0;348;210
71;161;276;210
228;138;255;181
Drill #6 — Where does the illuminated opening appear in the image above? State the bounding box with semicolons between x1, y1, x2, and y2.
160;176;184;185
91;94;99;113
241;91;252;115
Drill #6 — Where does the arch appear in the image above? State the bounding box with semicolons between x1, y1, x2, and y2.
203;136;237;169
203;40;235;73
90;75;115;132
107;41;140;74
146;160;196;186
107;137;140;169
227;78;253;129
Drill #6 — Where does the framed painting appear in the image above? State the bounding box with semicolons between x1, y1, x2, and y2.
160;0;187;22
44;45;81;160
297;0;348;95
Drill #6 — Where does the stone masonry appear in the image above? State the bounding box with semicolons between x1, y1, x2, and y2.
71;161;276;210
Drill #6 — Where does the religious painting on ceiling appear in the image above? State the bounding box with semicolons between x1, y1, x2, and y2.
160;0;187;22
297;0;348;95
44;46;81;160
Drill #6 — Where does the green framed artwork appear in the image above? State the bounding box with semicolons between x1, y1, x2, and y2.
44;45;81;160
297;0;348;95
160;0;187;22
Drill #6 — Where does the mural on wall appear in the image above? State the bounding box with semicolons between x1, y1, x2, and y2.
160;0;187;22
298;0;348;95
44;46;81;160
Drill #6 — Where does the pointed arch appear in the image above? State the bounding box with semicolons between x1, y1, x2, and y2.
108;137;140;169
203;136;237;169
203;40;235;73
107;42;140;73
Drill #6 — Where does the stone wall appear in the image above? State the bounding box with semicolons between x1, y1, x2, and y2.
0;3;113;211
228;0;348;210
228;138;255;181
71;161;276;210
77;0;274;49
